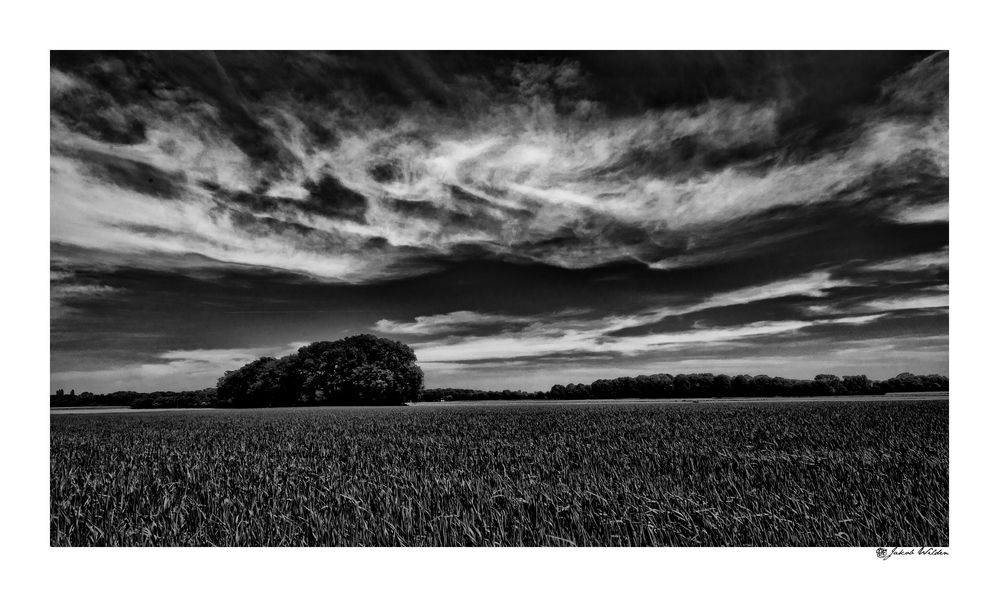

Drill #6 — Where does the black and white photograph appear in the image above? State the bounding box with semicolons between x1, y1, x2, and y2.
12;1;997;592
48;48;949;548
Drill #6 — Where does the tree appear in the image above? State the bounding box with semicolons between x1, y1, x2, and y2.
216;335;423;407
814;374;846;395
217;356;291;407
713;374;733;396
842;374;874;395
749;375;769;397
291;335;423;405
590;378;614;399
733;374;753;396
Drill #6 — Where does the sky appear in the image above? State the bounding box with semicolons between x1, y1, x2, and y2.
50;51;948;393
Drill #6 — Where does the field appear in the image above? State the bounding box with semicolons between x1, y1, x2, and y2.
50;399;948;546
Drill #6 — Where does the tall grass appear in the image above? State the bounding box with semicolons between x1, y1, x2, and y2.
50;400;948;546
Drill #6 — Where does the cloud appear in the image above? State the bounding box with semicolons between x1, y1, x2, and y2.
856;292;949;314
372;258;938;369
411;314;886;365
678;272;841;313
50;270;118;319
890;202;949;224
374;310;535;335
863;247;949;271
388;271;875;364
50;52;948;283
374;268;836;338
51;341;306;393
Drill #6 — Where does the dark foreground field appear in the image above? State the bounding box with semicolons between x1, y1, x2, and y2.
50;400;948;546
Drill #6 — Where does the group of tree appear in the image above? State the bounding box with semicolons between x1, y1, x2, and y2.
416;372;948;403
419;388;548;402
875;372;950;394
51;389;134;408
214;335;423;407
130;389;218;409
50;388;218;409
539;372;948;400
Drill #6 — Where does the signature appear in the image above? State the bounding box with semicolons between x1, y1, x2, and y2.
876;547;949;560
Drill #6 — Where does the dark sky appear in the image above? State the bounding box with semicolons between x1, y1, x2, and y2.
50;51;948;393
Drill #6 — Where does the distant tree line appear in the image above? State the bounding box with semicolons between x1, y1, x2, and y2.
131;389;218;409
415;372;947;403
50;334;947;409
51;389;134;408
419;388;549;402
50;388;218;409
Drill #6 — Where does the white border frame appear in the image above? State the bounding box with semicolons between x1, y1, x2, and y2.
6;1;993;594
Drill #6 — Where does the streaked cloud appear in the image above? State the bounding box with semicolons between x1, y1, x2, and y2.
50;270;119;319
857;292;949;314
863;247;949;271
50;52;948;282
374;310;536;336
51;342;306;393
890;202;949;224
411;314;884;364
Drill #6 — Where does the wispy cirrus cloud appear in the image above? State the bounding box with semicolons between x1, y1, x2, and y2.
378;270;845;340
855;292;949;314
384;264;944;370
50;270;119;319
863;247;949;272
380;271;871;363
50;51;948;282
410;315;885;365
374;310;536;336
890;201;949;224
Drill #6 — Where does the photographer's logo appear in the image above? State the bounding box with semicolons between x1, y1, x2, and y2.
876;547;948;560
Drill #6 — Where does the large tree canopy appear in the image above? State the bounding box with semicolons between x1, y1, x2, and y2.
216;335;424;407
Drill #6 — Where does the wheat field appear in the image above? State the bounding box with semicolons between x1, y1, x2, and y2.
50;400;948;546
